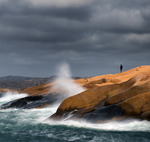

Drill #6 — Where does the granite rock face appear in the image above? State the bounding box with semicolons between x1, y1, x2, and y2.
1;65;150;122
50;66;150;122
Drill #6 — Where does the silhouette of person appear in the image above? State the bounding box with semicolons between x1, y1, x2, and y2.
120;64;123;73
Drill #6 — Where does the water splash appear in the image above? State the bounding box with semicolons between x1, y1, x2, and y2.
0;91;28;104
52;62;86;97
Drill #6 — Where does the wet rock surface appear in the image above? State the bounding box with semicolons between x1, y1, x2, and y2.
82;105;125;123
0;93;61;109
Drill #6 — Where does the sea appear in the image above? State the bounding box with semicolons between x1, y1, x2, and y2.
0;92;150;142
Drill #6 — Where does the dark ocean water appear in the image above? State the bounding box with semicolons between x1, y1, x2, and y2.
0;93;150;142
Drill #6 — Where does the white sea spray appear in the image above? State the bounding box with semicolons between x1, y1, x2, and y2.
52;62;86;98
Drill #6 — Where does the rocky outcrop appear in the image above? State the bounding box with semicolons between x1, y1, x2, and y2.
1;65;150;122
21;78;88;96
0;93;61;109
0;77;88;109
50;66;150;122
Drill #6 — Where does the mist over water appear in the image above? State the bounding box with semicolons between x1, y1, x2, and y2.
52;62;86;97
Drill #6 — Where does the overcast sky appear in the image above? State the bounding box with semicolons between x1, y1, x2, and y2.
0;0;150;77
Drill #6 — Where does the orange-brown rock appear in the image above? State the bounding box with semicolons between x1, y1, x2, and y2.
105;72;150;105
0;77;89;109
21;65;150;96
50;65;150;121
21;83;53;96
120;92;150;115
21;78;88;96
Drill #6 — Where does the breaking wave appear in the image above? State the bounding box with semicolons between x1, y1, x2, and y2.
0;91;28;104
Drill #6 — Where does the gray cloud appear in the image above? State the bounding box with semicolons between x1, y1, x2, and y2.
0;0;150;77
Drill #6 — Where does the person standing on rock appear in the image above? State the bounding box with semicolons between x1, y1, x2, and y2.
120;64;123;73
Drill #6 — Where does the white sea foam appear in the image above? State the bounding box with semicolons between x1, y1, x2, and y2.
0;102;150;132
52;62;86;98
5;105;144;132
21;105;150;132
0;91;28;104
44;118;150;132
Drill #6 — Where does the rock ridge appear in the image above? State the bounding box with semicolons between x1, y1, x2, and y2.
50;66;150;122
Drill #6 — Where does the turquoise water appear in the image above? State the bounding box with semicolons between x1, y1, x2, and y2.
0;93;150;142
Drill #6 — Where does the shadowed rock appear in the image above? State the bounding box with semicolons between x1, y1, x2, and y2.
140;111;150;121
0;93;61;109
83;105;125;123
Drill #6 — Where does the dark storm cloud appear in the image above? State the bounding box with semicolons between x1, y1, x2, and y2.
0;0;150;77
0;0;92;43
0;2;92;21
